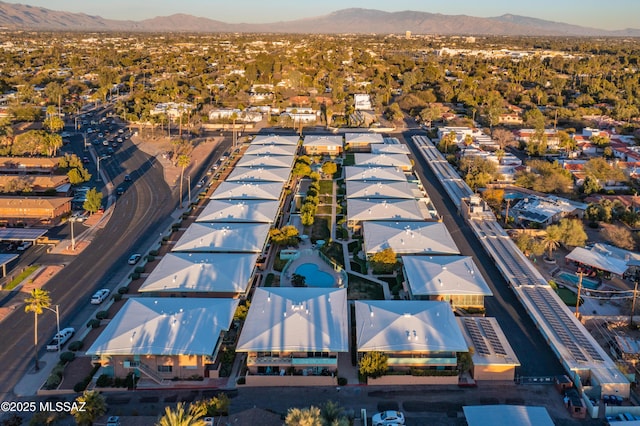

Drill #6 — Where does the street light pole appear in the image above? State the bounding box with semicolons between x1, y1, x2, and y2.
70;218;75;252
187;175;191;205
96;155;109;182
44;305;61;352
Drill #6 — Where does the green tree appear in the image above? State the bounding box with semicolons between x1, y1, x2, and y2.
301;203;316;227
557;218;587;247
177;154;191;208
370;248;397;274
83;188;103;214
269;225;300;246
600;223;636;251
582;175;602;195
190;393;230;417
542;225;563;260
43;115;65;134
233;302;250;322
293;161;312;178
359;351;388;379
24;288;51;371
291;273;307;287
285;406;323;426
156;402;206;426
72;391;106;426
321;161;337;177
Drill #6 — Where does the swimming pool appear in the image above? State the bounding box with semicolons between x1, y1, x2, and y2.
556;272;600;290
294;263;335;287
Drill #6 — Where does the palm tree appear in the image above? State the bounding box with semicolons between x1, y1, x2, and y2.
495;148;505;165
24;288;51;371
156;402;206;426
72;391;107;426
177;154;191;208
542;225;563;261
285;406;323;426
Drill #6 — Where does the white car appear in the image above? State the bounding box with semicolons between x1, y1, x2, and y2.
372;411;405;426
128;253;142;265
90;289;110;304
46;327;75;351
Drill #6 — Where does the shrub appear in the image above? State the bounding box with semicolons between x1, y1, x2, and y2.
337;377;347;386
87;319;100;329
112;293;122;302
68;341;83;352
118;286;129;294
73;378;90;393
129;272;140;280
45;373;61;389
96;374;114;387
236;377;246;385
134;266;145;274
59;351;75;363
96;311;108;320
149;249;159;256
145;255;155;262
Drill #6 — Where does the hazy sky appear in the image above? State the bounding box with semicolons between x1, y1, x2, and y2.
4;0;639;30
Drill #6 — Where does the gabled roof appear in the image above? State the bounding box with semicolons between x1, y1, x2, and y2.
345;132;384;144
211;181;283;200
138;252;258;294
347;199;424;222
402;256;492;297
344;166;407;182
236;288;348;353
0;196;72;210
346;180;415;199
370;143;411;154
302;135;343;147
235;154;295;169
86;298;239;356
363;221;459;255
172;222;270;253
226;167;291;183
197;199;279;223
244;144;298;156
354;153;412;169
565;246;629;276
355;301;468;353
250;135;300;145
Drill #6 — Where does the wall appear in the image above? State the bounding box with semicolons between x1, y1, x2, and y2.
243;375;336;387
472;365;516;381
367;375;458;386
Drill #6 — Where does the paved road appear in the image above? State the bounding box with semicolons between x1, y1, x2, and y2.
0;136;176;403
399;129;564;377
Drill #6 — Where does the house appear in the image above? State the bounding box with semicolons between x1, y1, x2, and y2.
138;253;258;297
457;317;520;381
509;195;585;227
354;153;413;171
236;288;348;386
344;166;407;182
282;108;318;124
235;154;295;169
196;199;280;224
0;196;72;226
402;256;493;308
225;167;291;183
86;298;239;381
211;182;284;201
150;102;194;118
250;135;300;146
346;180;419;200
171;222;270;253
302;135;343;155
363;221;459;256
244;144;298;157
347;199;426;230
345;132;384;152
354;300;468;385
498;113;523;125
353;94;372;110
370;143;411;155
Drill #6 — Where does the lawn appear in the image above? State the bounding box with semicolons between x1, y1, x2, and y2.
319;180;333;195
343;154;355;166
321;242;345;268
311;217;331;241
5;265;39;290
556;287;584;307
347;274;385;300
316;205;332;215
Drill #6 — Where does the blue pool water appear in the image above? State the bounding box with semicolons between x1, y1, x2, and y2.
557;272;600;290
295;263;335;287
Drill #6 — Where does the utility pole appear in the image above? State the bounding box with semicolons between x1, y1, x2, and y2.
575;271;583;319
504;198;511;226
631;278;639;327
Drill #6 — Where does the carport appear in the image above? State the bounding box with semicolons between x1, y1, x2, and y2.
0;228;47;242
0;254;18;277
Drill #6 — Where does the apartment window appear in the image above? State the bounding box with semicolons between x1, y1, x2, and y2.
157;365;173;373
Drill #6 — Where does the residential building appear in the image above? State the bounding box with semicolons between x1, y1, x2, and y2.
354;153;413;171
235;154;295;169
302;135;343;155
344;166;407;182
197;199;280;223
171;222;270;253
250;135;300;146
363;221;459;256
509;195;585;227
211;182;284;200
236;288;348;386
345;132;384;152
86;298;239;380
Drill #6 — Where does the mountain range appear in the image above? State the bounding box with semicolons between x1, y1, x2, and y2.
0;2;638;36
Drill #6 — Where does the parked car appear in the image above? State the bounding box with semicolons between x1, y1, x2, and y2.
116;186;125;196
90;289;110;305
17;241;32;251
46;327;75;351
372;411;405;426
106;417;121;426
124;174;132;182
128;253;142;265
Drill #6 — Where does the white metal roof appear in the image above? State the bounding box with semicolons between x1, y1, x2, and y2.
345;132;384;144
355;300;468;353
211;181;283;200
197;199;280;223
251;135;300;145
344;166;407;182
565;246;629;276
346;180;416;199
363;221;460;255
138;252;258;294
172;222;270;253
463;406;554;426
402;255;493;297
347;199;425;223
235;154;295;169
226;167;291;183
236;288;349;353
302;135;343;147
354;153;412;169
244;144;298;156
86;298;239;356
370;143;411;154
